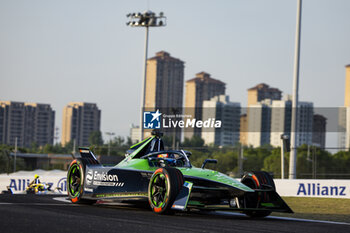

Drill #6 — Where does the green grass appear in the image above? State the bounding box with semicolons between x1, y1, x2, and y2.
272;197;350;223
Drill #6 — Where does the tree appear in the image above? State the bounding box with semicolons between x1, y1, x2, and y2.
88;131;104;146
181;136;205;148
263;148;289;178
333;150;350;178
243;146;272;172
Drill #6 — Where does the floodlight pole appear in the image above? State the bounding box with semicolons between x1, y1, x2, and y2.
289;0;302;179
126;11;166;141
280;135;285;179
141;26;149;141
14;137;18;172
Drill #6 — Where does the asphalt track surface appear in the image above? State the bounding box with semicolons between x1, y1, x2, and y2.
0;195;349;233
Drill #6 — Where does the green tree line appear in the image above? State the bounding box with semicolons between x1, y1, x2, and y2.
1;133;350;179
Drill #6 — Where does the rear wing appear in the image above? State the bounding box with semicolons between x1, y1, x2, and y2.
72;147;100;165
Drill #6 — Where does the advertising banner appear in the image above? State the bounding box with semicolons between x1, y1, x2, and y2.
274;179;350;199
0;170;67;194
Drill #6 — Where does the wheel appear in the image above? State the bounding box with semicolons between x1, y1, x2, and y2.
67;159;95;204
148;167;184;214
241;171;275;218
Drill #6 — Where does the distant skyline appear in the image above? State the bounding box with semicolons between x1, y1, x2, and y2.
1;0;350;146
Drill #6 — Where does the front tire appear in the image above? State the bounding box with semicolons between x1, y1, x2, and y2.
148;167;184;214
67;159;95;204
241;171;275;218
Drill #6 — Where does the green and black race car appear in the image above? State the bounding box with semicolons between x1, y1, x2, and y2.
67;131;293;217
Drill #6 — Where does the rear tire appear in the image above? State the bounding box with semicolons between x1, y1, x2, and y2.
241;171;275;218
67;159;96;204
148;167;184;214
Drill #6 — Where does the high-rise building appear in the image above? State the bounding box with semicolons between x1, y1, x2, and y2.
0;101;55;147
338;64;350;149
184;72;225;138
145;51;184;110
247;99;272;147
144;51;184;140
241;83;282;145
61;102;101;146
23;103;55;147
270;98;292;147
312;114;327;148
269;98;313;148
296;102;314;146
247;83;282;106
130;124;140;144
344;65;350;107
239;114;248;145
247;96;314;148
0;101;25;146
202;95;240;146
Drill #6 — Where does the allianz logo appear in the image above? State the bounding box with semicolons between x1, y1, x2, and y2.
297;183;347;196
8;178;66;192
8;179;30;191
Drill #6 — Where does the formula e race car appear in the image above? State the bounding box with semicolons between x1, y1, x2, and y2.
67;131;293;217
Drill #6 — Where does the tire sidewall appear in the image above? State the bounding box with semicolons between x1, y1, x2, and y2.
148;168;183;214
67;159;85;203
148;168;170;213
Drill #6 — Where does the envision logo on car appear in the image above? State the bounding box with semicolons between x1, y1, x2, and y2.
86;170;93;185
93;171;119;182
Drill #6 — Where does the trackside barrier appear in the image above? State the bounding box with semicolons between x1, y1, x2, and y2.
0;170;67;194
274;179;350;199
1;171;350;198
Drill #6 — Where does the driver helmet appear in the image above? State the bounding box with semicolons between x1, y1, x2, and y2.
34;174;39;179
157;153;168;158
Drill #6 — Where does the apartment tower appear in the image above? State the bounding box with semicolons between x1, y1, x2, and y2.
145;51;184;110
202;95;241;146
241;83;282;145
339;65;350;149
61;102;101;146
184;72;225;138
144;51;185;140
0;101;55;147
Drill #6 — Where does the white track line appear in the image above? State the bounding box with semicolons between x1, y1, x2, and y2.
52;196;71;203
0;202;76;206
215;211;350;226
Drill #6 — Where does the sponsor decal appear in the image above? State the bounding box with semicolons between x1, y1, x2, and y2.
297;183;347;196
86;170;93;185
140;172;153;178
95;192;147;198
84;187;93;192
93;171;118;182
86;170;125;187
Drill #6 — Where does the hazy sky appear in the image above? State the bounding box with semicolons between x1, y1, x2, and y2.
1;0;350;145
